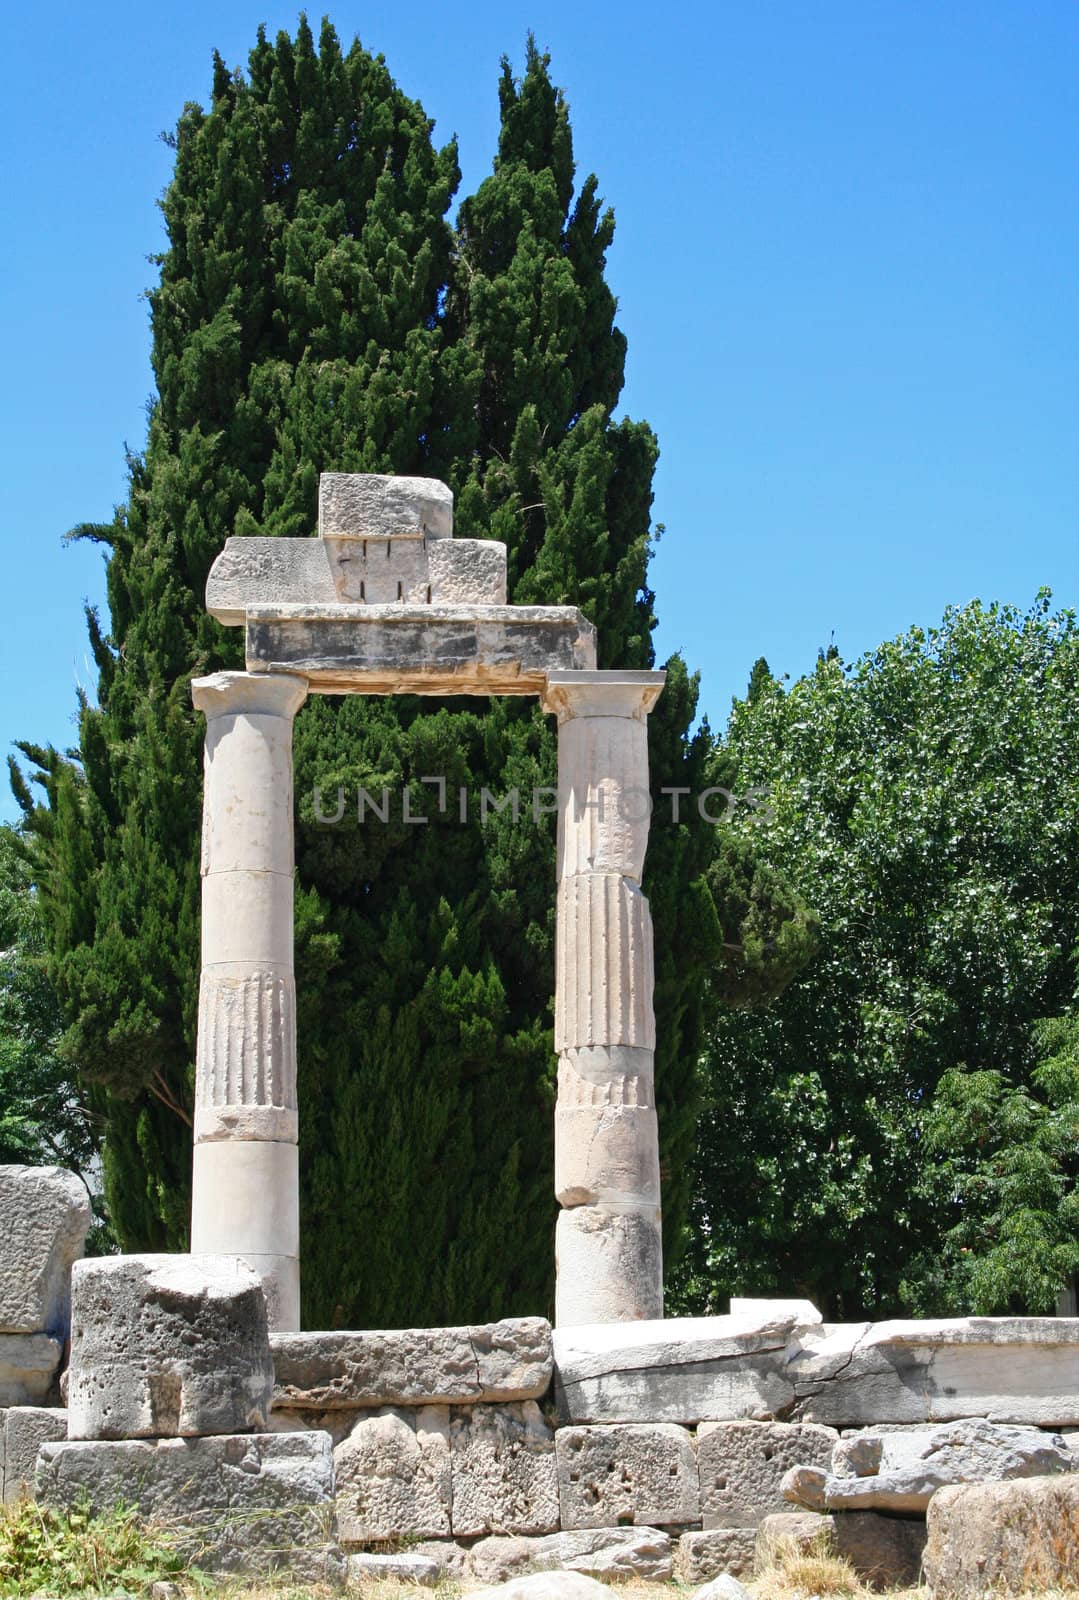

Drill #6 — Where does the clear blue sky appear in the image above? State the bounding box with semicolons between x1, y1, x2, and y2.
2;1;1075;819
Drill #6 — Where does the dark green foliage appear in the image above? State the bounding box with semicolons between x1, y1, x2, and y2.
18;23;780;1323
0;825;99;1181
673;596;1079;1318
903;1008;1079;1314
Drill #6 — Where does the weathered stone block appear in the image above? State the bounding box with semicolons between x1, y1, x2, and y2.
0;1166;90;1338
347;1552;444;1587
36;1433;342;1580
677;1528;758;1582
2;1406;67;1504
790;1317;1079;1426
206;538;339;623
244;604;598;696
470;1575;612;1600
925;1476;1079;1594
758;1511;927;1590
0;1334;62;1406
67;1255;273;1440
318;472;454;541
552;1312;799;1425
468;1527;673;1584
698;1419;838;1527
555;1422;699;1529
554;1207;664;1326
429;539;507;605
785;1418;1073;1514
272;1316;553;1409
450;1402;559;1537
333;1405;451;1542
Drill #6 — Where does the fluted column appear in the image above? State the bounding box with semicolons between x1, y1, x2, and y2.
542;669;666;1326
190;671;308;1330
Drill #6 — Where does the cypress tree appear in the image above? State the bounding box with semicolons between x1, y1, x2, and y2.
17;23;792;1323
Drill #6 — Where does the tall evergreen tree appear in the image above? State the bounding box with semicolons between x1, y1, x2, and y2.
17;23;801;1324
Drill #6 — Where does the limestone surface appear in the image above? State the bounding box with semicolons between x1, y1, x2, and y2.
697;1419;837;1527
244;604;598;695
924;1475;1079;1596
555;1423;699;1529
758;1512;927;1590
691;1577;753;1600
2;1406;67;1504
428;539;508;605
784;1418;1072;1514
272;1317;553;1409
36;1432;342;1580
729;1297;822;1329
676;1529;758;1583
347;1553;444;1587
333;1406;451;1542
0;1335;62;1406
67;1255;274;1440
449;1402;559;1537
318;472;454;541
554;1207;663;1327
0;1166;90;1338
468;1528;673;1584
208;532;508;618
789;1317;1079;1426
469;1574;614;1600
552;1312;800;1425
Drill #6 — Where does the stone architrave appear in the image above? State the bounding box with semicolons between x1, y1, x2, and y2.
190;671;308;1331
541;670;665;1326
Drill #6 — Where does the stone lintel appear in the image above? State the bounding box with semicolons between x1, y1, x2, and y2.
244;605;597;696
542;670;666;722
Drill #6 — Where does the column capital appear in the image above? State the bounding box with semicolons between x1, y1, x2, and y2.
542;670;665;723
192;670;308;721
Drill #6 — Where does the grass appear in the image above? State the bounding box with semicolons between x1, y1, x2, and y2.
0;1496;197;1597
8;1504;1079;1600
753;1523;866;1600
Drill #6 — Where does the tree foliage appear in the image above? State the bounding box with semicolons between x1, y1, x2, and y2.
0;825;101;1210
674;596;1079;1318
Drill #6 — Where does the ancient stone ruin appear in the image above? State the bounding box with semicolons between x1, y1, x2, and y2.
194;471;665;1332
5;475;1079;1593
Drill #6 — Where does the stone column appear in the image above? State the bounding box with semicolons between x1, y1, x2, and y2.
542;669;666;1326
190;671;308;1331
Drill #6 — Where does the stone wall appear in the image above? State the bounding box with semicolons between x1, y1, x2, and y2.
265;1306;1079;1586
5;1171;1079;1592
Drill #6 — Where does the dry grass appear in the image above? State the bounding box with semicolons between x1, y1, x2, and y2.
752;1523;863;1600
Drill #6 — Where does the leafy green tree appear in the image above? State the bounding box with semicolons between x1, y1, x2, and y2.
673;596;1079;1318
17;24;801;1323
902;1008;1079;1314
0;824;101;1202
